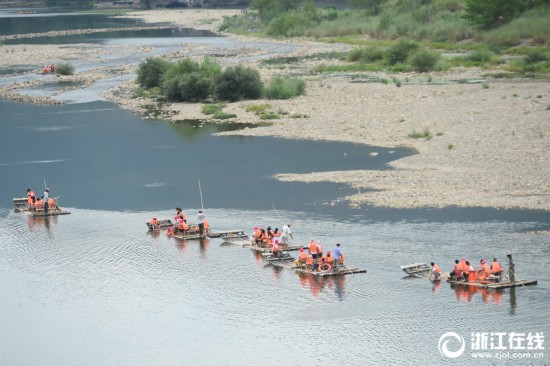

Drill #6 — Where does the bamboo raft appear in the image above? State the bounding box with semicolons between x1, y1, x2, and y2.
219;230;251;246
447;279;537;289
28;209;71;217
401;262;431;277
146;219;173;231
293;266;367;277
250;244;304;253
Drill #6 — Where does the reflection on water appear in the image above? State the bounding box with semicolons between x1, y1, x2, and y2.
298;273;347;301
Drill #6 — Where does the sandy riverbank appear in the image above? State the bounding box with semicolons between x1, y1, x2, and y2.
2;9;549;211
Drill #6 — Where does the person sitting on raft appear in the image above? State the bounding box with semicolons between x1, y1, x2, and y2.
450;259;461;280
295;247;308;267
151;217;160;232
166;227;174;236
478;259;491;281
271;240;282;258
253;226;261;244
429;262;441;280
491;258;503;276
324;251;334;266
466;261;478;282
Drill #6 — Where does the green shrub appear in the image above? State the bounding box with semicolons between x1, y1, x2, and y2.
137;58;170;89
264;76;306;99
410;49;441;72
200;57;222;78
386;40;418;65
162;75;184;102
215;65;263;102
348;47;384;63
202;104;222;115
468;48;496;63
525;49;549;64
177;72;212;102
163;58;199;83
55;62;75;76
213;111;237;120
245;103;272;114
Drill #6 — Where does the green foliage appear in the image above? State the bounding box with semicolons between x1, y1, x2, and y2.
215;65;263;102
213;111;237;120
348;47;384;62
177;72;212;102
386;40;418;65
246;103;272;114
202;104;223;115
525;49;549;64
200;57;222;78
264;76;306;99
409;49;441;72
348;0;385;15
251;0;303;23
55;62;75;76
137;58;170;89
463;0;530;29
163;58;199;82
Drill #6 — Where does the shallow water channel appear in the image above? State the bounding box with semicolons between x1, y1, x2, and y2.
0;10;549;366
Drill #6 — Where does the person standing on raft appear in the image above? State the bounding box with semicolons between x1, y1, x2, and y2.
281;223;293;249
198;210;206;238
507;252;515;283
43;188;50;214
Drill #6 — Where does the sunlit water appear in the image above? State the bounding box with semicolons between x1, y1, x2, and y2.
0;207;548;365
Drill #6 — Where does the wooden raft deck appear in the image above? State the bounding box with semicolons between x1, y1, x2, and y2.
250;244;303;253
29;209;71;217
447;279;537;289
293;267;367;277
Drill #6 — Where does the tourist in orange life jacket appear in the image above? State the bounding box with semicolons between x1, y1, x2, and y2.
166;227;174;236
429;262;441;280
491;258;503;276
450;259;461;280
259;229;267;247
253;226;261;244
458;258;468;280
298;247;307;263
309;238;318;259
204;218;209;235
478;259;491;281
325;251;334;265
271;241;281;258
151;218;160;231
466;261;478;282
316;240;323;257
26;188;36;211
306;254;313;269
273;228;281;237
178;220;189;233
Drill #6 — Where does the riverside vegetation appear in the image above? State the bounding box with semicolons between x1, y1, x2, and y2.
221;0;550;77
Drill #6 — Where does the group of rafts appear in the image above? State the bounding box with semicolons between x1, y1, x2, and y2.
147;215;366;277
401;256;537;290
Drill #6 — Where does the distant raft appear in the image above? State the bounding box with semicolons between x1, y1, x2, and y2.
447;278;537;290
219;230;251;246
146;219;173;231
14;197;70;216
401;262;431;277
293;265;367;277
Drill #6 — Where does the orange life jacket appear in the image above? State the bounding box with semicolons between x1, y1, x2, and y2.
204;219;209;229
325;255;334;264
306;255;313;265
491;261;502;273
299;251;307;261
273;232;281;237
480;263;490;275
178;222;188;231
254;229;261;238
309;241;317;254
180;211;187;221
468;267;478;282
152;218;159;225
433;264;441;273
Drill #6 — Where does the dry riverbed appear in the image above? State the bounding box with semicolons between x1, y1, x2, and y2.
2;9;549;211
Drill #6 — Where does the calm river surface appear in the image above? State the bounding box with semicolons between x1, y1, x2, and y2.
0;10;549;366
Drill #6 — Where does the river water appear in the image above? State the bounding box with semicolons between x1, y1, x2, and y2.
0;10;549;366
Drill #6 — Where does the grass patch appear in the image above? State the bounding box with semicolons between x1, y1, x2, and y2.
55;62;75;76
245;103;272;114
213;111;237;120
408;128;433;140
202;103;223;115
264;76;306;99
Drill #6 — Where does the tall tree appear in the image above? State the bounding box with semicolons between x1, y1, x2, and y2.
463;0;527;28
